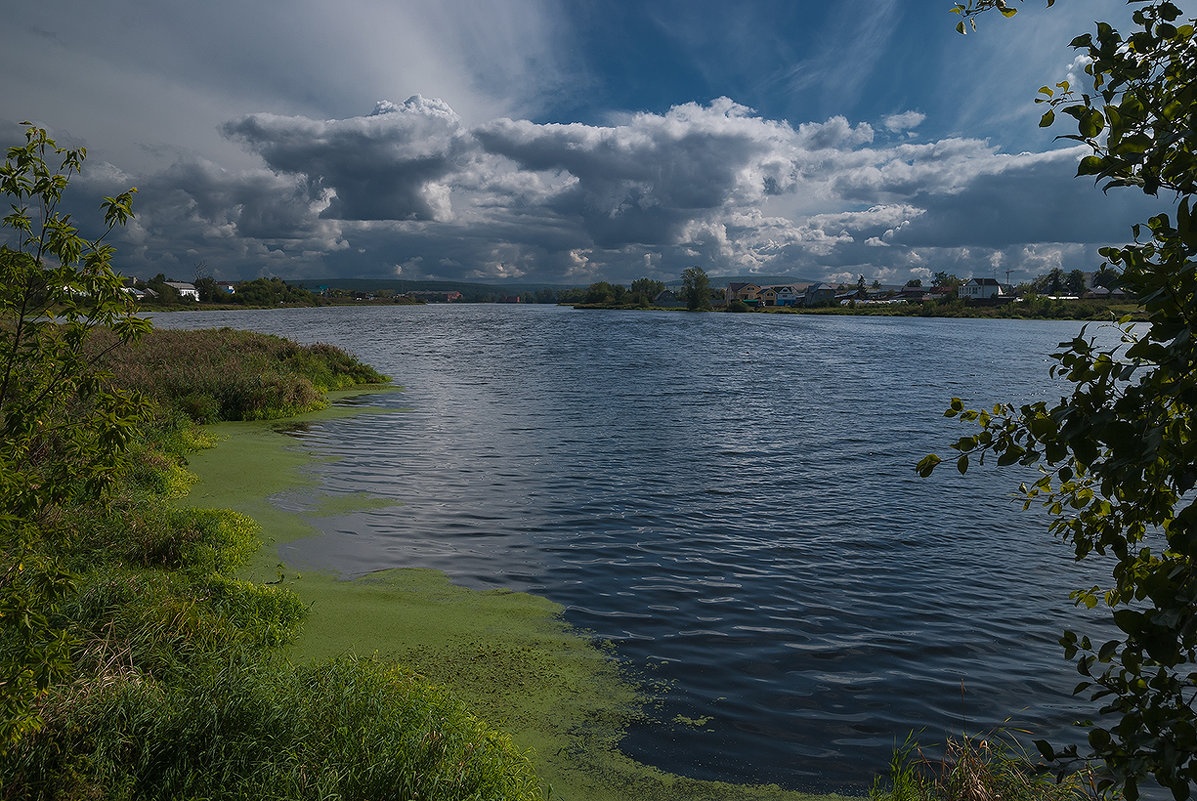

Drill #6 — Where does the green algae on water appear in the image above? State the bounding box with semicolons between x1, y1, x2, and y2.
181;393;854;801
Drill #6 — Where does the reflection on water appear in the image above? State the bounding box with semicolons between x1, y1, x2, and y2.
153;305;1121;794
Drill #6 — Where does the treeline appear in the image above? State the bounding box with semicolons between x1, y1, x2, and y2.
568;268;716;310
560;277;667;306
136;275;320;307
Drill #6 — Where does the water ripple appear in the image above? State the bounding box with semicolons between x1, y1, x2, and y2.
153;306;1121;794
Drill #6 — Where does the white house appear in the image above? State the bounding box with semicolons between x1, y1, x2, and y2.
958;278;1003;301
164;281;200;301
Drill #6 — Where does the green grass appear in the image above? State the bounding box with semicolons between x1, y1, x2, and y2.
184;363;852;801
1;329;542;800
92;327;389;422
870;733;1106;801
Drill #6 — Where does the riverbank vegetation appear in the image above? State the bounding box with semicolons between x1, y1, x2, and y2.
923;2;1197;799
1;126;542;799
870;733;1098;801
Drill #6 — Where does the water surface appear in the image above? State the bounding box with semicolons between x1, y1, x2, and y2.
153;305;1120;794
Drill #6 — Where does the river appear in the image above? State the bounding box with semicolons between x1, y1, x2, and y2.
151;304;1121;794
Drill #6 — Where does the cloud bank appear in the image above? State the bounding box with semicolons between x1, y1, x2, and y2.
79;96;1159;285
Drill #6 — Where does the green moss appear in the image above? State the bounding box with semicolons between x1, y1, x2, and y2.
182;405;854;801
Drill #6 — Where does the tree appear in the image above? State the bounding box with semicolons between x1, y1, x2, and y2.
1092;266;1121;290
681;267;711;311
933;271;962;291
193;261;219;303
1;125;149;749
630;277;665;307
921;4;1197;798
584;281;618;305
857;274;867;292
905;278;923;288
1065;268;1087;296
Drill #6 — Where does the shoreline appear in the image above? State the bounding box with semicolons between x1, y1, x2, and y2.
179;387;855;801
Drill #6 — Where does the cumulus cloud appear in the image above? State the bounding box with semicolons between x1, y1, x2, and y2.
85;94;1159;285
883;111;926;133
221;95;468;222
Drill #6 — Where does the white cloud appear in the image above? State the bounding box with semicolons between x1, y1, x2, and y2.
883;111;926;133
63;92;1156;286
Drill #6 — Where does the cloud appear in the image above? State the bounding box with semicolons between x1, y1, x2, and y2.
222;96;468;222
883;111;926;133
64;93;1157;286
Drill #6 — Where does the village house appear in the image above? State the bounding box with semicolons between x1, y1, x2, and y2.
803;283;837;307
724;282;762;305
164;281;200;301
767;284;801;306
653;289;684;307
958;277;1004;301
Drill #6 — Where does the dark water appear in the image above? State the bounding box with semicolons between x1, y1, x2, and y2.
152;305;1122;794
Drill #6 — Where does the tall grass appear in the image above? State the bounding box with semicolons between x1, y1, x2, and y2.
1;328;543;800
871;733;1107;801
92;327;389;422
9;659;540;801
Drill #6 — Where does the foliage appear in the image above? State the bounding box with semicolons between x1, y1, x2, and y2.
934;272;962;291
585;280;625;306
871;733;1098;801
92;327;388;423
922;4;1197;798
681;266;712;311
226;276;318;307
630;277;666;306
0;325;537;798
5;656;540;801
0;124;148;750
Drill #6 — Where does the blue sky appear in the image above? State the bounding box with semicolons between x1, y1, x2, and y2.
0;0;1168;285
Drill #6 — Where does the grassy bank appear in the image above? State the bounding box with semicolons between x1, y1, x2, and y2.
184;380;848;801
0;328;542;799
2;324;1105;801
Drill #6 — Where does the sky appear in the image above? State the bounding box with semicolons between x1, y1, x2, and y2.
0;0;1170;286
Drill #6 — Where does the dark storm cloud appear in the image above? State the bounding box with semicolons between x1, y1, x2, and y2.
221;96;468;223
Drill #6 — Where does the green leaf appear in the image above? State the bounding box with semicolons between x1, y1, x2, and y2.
915;454;942;477
1077;155;1105;176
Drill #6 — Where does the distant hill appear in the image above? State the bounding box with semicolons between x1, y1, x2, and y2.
298;274;828;297
664;274;824;288
299;277;572;294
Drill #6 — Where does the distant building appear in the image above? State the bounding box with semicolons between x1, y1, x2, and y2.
653;289;684;307
958;278;1004;301
164;281;200;301
803;283;837;307
759;284;801;307
724;282;762;305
